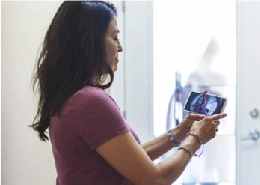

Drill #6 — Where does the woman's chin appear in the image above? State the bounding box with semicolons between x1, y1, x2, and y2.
112;63;118;72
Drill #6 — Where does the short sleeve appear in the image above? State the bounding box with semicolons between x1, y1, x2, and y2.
70;88;129;149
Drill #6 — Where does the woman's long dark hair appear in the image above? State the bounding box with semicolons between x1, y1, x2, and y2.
30;1;117;141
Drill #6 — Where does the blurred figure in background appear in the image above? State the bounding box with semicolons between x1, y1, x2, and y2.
166;37;225;130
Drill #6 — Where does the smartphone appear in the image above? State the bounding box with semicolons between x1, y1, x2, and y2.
184;91;227;116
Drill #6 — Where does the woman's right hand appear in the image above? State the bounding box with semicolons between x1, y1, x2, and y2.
189;113;227;144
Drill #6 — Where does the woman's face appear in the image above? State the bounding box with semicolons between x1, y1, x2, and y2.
105;18;123;72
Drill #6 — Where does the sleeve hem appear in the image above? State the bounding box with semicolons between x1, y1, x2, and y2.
88;125;130;150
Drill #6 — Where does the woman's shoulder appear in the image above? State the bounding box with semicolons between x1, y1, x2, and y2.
60;86;112;115
71;85;105;99
80;85;104;95
70;85;116;108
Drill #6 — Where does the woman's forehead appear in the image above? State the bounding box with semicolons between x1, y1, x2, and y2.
107;19;118;33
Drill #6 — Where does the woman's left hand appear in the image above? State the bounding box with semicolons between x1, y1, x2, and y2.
179;113;206;132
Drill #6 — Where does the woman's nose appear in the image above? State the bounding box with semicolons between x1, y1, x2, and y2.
117;41;123;52
118;45;123;52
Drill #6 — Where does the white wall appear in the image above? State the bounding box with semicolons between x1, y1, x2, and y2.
1;1;153;184
2;1;63;185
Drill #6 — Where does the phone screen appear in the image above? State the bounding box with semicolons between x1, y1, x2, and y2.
184;91;227;116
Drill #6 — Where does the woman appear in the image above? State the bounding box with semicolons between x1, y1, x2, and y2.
30;1;227;185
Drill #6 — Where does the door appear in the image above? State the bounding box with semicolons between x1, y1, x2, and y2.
236;1;260;185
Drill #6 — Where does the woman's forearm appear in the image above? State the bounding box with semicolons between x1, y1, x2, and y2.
142;126;189;161
156;136;201;185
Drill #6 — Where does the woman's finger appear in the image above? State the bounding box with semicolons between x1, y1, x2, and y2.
187;113;206;121
208;113;227;121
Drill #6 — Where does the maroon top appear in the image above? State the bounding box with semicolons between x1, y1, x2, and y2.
49;86;141;185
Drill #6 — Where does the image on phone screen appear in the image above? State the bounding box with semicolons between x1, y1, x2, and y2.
184;91;227;116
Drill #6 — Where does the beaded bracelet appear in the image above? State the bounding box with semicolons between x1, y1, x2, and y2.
168;129;180;147
178;146;193;157
186;132;205;157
